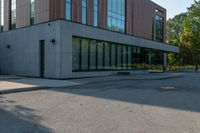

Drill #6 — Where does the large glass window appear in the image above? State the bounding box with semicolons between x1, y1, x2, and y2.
117;45;122;69
89;40;97;70
10;0;16;29
97;41;104;70
93;0;98;27
107;0;125;33
66;0;71;20
30;0;35;25
82;0;87;24
127;46;132;69
153;10;164;42
72;38;81;71
0;0;4;31
72;37;165;71
81;39;89;70
111;44;117;69
104;42;111;70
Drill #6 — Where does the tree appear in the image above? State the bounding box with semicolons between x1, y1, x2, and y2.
167;13;189;65
181;0;200;66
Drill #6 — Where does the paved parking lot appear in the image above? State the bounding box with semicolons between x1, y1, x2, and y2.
0;73;200;133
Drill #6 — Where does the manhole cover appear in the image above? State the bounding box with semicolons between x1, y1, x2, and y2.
160;86;179;91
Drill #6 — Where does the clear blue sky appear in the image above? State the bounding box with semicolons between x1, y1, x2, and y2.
152;0;194;19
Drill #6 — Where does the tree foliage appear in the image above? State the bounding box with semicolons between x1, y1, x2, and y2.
167;0;200;65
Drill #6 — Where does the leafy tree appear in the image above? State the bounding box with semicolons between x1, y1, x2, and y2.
181;0;200;66
167;13;188;65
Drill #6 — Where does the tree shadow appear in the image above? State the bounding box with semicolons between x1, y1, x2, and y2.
49;78;200;113
0;97;53;133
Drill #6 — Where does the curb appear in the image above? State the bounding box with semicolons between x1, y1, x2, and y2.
0;86;50;95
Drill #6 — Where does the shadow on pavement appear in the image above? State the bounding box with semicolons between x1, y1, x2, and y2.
0;96;53;133
49;75;200;113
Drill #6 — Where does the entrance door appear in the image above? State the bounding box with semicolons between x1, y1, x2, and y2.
39;40;45;78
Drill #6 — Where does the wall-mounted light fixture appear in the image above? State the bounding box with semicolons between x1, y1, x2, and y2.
6;45;10;48
50;39;56;45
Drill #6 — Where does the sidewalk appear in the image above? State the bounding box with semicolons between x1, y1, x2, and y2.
0;76;82;94
0;73;184;94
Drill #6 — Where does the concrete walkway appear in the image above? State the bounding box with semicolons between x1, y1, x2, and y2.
0;76;82;94
0;73;184;94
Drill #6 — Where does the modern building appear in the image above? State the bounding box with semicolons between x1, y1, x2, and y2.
0;0;179;79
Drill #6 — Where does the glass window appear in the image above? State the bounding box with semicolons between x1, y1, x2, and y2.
10;0;16;29
72;37;165;71
127;46;132;69
30;0;35;25
81;39;89;70
104;42;111;70
93;0;98;27
153;11;164;42
82;0;87;24
117;45;122;69
89;40;97;70
107;0;125;33
66;0;71;20
111;43;117;69
97;41;104;70
72;38;81;71
1;0;4;31
122;45;127;69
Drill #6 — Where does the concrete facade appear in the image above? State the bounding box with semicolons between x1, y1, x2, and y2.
0;20;179;78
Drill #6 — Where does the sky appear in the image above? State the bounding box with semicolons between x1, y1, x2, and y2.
152;0;194;19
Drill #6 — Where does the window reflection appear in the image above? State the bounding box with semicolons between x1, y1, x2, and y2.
107;0;125;33
11;0;16;29
72;37;164;71
66;0;71;20
82;0;87;24
153;10;164;42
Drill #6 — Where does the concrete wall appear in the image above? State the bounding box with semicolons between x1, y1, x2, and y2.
0;20;179;79
0;21;62;78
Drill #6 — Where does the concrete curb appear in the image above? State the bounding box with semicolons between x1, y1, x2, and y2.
0;86;50;95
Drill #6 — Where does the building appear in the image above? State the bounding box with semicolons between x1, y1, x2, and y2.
0;0;179;79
